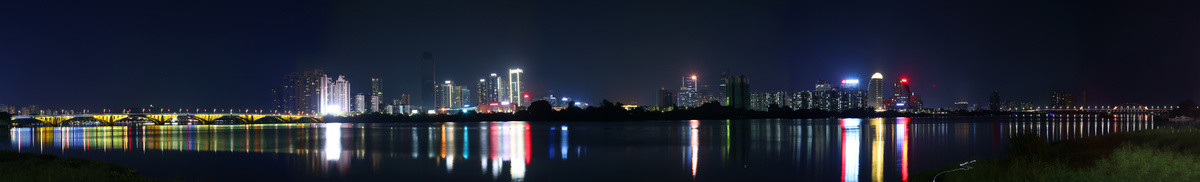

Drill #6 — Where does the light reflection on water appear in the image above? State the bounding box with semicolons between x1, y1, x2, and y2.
4;116;1156;181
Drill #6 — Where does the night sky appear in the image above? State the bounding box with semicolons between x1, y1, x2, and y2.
3;0;1199;110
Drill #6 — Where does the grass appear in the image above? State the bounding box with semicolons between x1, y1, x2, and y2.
913;128;1200;182
0;150;165;182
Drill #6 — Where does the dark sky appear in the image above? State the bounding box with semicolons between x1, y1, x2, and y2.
3;0;1199;110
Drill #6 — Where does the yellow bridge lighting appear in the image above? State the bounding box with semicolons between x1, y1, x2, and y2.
236;114;266;123
278;115;302;122
92;115;129;126
35;116;75;126
193;114;224;125
145;114;178;125
309;116;323;123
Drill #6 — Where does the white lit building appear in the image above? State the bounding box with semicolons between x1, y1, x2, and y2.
320;75;351;115
507;68;525;107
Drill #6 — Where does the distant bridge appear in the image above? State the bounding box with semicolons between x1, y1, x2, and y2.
11;113;322;126
1034;102;1176;114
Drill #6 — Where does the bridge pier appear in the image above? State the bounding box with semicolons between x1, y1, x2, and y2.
145;114;178;125
34;116;74;126
278;115;302;122
193;114;223;125
92;115;128;126
235;115;266;124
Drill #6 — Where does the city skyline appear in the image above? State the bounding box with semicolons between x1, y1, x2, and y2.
4;1;1200;110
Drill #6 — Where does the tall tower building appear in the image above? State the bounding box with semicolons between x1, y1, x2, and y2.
296;69;326;115
723;74;750;109
320;75;351;115
475;78;488;106
435;80;456;109
420;52;436;111
679;75;699;107
370;78;382;112
868;72;884;111
507;68;525;107
491;73;505;104
990;91;1001;111
400;93;410;104
657;88;676;108
354;93;366;113
271;74;297;113
893;77;912;111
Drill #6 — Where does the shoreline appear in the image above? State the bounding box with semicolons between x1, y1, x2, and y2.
912;127;1200;181
0;150;164;182
7;111;1141;127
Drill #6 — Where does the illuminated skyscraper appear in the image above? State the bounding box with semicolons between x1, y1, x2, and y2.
320;75;351;115
475;78;488;106
815;80;834;91
277;69;326;115
354;93;365;113
420;52;436;111
477;73;504;105
271;76;296;113
868;73;884;111
435;80;457;109
370;78;382;112
678;75;700;107
491;73;505;104
893;77;912;111
507;68;525;107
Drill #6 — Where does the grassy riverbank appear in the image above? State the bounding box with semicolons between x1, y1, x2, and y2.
0;150;163;182
913;127;1200;181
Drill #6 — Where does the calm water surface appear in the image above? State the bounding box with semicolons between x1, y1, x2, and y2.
1;115;1156;181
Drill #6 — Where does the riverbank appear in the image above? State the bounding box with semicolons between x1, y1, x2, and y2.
913;127;1200;181
0;150;164;182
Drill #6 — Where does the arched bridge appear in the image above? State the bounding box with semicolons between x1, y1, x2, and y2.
11;113;323;126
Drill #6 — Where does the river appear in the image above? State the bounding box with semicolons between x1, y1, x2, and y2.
1;115;1156;181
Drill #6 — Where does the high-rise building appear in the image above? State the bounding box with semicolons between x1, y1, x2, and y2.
507;68;525;107
893;77;912;111
749;91;787;111
840;79;860;90
838;89;868;111
678;75;700;108
320;75;351;115
868;72;884;111
420;52;436;111
459;87;471;108
274;69;326;115
990;91;1001;111
354;93;366;113
815;80;834;91
718;71;729;105
475;78;487;106
657;88;676;108
954;98;970;111
723;74;750;109
400;94;410;105
271;79;295;113
789;91;807;110
369;94;380;112
435;80;468;110
370;78;383;112
0;104;14;113
1049;90;1085;108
